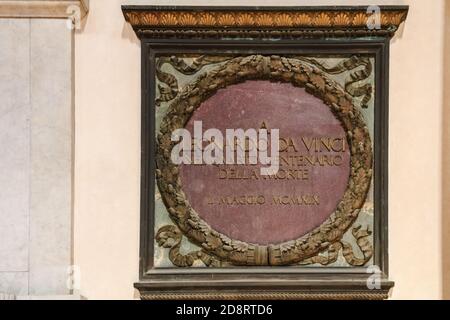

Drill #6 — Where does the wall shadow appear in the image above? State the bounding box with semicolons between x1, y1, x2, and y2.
443;0;450;300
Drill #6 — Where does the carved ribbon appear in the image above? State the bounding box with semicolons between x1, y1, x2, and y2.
156;55;232;106
156;223;373;267
299;225;373;266
297;56;373;108
156;225;225;267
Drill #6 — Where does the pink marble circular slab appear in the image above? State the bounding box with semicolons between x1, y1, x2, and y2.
179;80;350;245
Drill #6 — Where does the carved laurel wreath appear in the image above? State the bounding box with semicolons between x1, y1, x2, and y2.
156;55;372;266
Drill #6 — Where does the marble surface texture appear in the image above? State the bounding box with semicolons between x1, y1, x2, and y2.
0;18;73;296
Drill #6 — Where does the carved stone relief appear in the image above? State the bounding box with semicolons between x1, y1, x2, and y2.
153;54;375;267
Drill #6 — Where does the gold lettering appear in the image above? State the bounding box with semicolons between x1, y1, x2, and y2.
271;194;320;206
320;137;332;152
302;137;314;151
218;169;227;179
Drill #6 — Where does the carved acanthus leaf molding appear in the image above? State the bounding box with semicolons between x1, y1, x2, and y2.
123;6;408;39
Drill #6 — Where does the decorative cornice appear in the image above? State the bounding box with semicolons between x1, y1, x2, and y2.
122;6;408;39
0;0;89;19
135;275;394;300
139;290;391;300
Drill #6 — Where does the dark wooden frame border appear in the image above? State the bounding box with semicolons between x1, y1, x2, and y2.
124;5;407;300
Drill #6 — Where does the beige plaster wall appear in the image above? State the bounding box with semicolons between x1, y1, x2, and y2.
388;0;444;300
74;0;446;299
442;0;450;301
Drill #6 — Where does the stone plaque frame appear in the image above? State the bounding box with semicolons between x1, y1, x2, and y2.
123;5;408;300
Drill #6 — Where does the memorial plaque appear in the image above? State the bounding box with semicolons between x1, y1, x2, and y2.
123;5;408;299
180;80;351;245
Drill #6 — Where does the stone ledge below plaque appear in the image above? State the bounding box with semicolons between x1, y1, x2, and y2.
136;274;394;300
